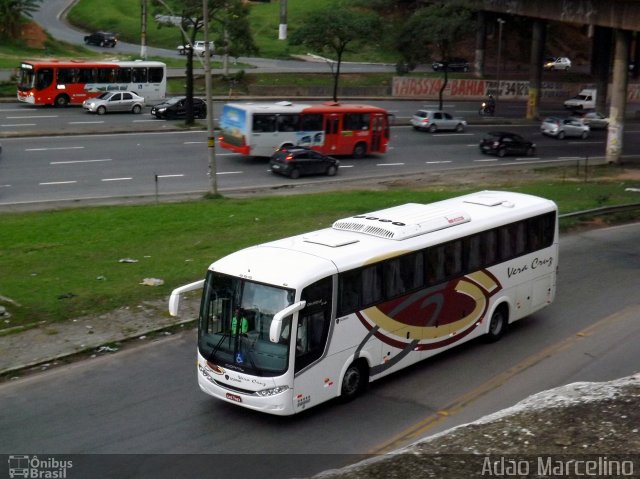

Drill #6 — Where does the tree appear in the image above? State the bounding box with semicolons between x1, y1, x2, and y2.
395;1;474;109
289;5;382;102
0;0;43;41
152;0;256;125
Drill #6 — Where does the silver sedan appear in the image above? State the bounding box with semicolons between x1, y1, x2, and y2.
83;91;145;115
540;117;590;139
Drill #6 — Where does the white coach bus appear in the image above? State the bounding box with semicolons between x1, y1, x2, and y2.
169;191;558;416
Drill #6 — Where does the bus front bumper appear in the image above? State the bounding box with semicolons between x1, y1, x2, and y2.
197;366;295;416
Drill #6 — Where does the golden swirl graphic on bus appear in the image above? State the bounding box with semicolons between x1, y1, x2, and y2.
355;270;501;375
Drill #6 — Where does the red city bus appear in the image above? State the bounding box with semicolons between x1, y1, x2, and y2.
17;59;166;107
219;101;391;158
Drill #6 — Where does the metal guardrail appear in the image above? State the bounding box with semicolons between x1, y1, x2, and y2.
559;202;640;219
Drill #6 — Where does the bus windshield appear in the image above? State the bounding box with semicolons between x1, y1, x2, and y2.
198;271;295;377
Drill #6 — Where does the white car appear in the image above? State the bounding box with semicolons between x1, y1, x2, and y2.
410;110;467;133
177;41;214;56
544;57;572;71
541;117;590;139
83;91;145;115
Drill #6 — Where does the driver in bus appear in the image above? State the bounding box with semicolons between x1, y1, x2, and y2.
231;308;249;336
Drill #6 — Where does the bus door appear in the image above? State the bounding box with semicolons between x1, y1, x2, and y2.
291;277;333;412
370;114;385;153
324;114;341;154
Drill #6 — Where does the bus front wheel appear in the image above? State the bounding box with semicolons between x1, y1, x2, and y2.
54;95;70;107
485;306;508;343
340;360;368;401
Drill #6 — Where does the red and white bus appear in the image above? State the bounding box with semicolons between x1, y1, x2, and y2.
17;60;166;107
219;101;391;158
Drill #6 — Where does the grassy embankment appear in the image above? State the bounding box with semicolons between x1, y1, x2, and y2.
1;171;639;330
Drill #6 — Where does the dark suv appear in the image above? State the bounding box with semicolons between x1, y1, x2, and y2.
432;57;470;72
84;31;118;48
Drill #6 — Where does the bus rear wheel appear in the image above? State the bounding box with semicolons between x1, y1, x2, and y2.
352;143;367;159
340;360;368;401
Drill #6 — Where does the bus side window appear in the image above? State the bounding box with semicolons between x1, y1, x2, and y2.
277;114;299;132
36;68;53;90
253;114;276;133
301;114;323;131
339;269;360;315
132;68;148;83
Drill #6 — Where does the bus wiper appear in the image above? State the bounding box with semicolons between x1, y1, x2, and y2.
207;332;230;363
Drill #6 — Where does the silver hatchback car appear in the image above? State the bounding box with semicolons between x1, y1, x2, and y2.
83;91;145;115
410;109;467;133
540;117;589;139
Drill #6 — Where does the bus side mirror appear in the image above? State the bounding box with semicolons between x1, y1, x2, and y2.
269;301;306;343
168;280;205;316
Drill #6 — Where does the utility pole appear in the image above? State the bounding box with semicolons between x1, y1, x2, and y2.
279;0;287;40
203;0;217;195
140;0;147;59
495;18;505;114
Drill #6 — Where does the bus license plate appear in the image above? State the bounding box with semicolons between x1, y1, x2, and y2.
226;392;242;403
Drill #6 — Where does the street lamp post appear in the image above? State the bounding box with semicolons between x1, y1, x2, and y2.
496;18;505;114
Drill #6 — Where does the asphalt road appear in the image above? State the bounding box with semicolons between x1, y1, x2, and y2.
0;222;638;479
0;104;633;208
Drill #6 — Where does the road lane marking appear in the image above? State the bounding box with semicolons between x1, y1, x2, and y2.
184;141;207;144
369;304;640;454
1;123;37;127
515;157;541;161
133;119;159;123
7;115;58;119
156;174;185;178
50;159;112;165
377;163;405;166
216;171;243;175
39;181;77;186
425;161;452;164
68;121;105;125
433;133;475;137
474;158;498;162
101;177;132;182
26;146;85;151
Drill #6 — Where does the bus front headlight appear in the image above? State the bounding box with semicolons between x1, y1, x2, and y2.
256;385;289;397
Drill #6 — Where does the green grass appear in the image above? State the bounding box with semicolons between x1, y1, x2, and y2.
66;0;399;62
1;176;639;330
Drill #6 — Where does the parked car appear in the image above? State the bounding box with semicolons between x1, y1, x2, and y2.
544;56;571;70
541;117;590;139
569;110;609;130
83;31;118;48
432;58;470;72
270;147;339;179
410;110;467;133
479;131;536;157
82;91;145;115
151;97;207;119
